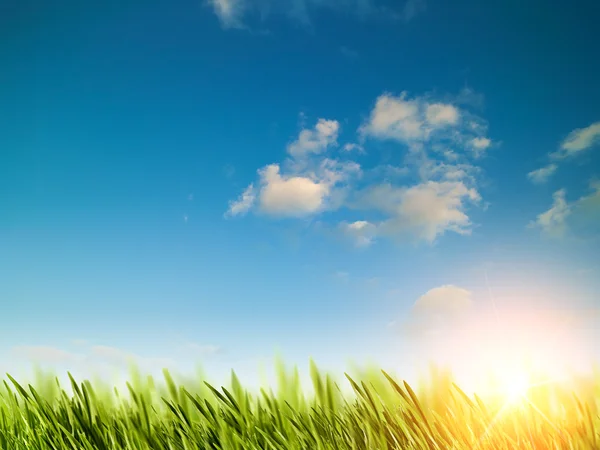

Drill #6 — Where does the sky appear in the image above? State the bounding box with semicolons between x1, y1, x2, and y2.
1;0;600;389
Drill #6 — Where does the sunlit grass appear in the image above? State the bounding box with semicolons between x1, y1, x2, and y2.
0;361;598;449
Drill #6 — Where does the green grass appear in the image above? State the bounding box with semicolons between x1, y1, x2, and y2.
1;361;599;449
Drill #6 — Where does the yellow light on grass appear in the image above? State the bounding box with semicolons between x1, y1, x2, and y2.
500;370;530;403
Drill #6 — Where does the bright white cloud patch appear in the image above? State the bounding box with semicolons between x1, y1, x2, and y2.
359;181;480;243
287;119;339;158
360;94;424;142
469;136;491;157
209;0;245;29
228;118;359;218
527;164;558;184
11;346;81;364
258;164;330;216
575;181;600;214
413;285;473;314
360;93;491;154
530;189;571;238
402;285;474;337
426;103;459;126
10;341;220;379
227;91;493;244
343;143;364;152
226;183;256;217
552;121;600;159
530;182;600;238
385;181;480;242
209;0;424;30
340;220;377;247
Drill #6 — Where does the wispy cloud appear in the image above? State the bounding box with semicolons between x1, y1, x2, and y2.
528;121;599;236
527;163;558;184
11;340;221;374
11;345;83;364
528;121;599;184
342;142;364;153
209;0;425;31
339;220;377;247
226;183;256;217
287;119;339;158
400;285;473;337
529;189;571;238
530;182;600;239
209;0;246;29
551;121;600;159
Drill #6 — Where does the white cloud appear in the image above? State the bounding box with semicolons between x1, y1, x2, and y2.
209;0;424;30
228;91;492;245
228;118;359;218
529;121;599;185
359;180;480;243
11;345;82;364
342;143;364;152
552;121;600;159
258;164;329;216
360;93;424;142
209;0;245;29
178;342;222;356
360;93;491;154
454;86;485;108
384;181;480;242
529;181;600;239
226;183;256;217
401;285;474;337
527;163;558;184
426;103;459;126
413;285;472;314
340;220;377;247
10;341;221;375
574;180;600;215
469;137;491;157
529;189;571;238
287;119;339;158
333;270;350;282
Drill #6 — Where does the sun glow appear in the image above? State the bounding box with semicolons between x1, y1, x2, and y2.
499;369;530;402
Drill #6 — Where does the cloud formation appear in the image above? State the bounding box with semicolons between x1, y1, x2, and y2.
398;285;473;337
340;220;377;247
530;182;600;238
359;93;492;158
227;118;360;218
226;183;256;217
287;119;339;158
209;0;245;29
356;181;480;243
529;121;599;236
227;90;492;244
552;121;600;159
527;163;558;184
11;340;221;374
209;0;426;30
529;189;571;238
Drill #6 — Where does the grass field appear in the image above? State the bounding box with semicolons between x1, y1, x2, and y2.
1;361;599;449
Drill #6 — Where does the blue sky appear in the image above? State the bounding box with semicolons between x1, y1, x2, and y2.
1;0;599;387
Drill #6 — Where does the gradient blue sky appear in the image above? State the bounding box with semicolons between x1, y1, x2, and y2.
1;0;599;385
